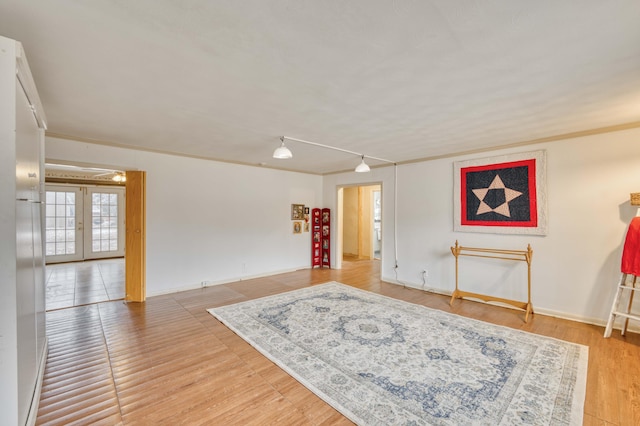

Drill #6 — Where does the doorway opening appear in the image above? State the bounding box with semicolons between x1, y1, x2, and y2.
44;184;125;310
43;164;146;308
337;184;382;269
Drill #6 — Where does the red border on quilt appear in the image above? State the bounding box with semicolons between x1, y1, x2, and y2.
460;159;537;227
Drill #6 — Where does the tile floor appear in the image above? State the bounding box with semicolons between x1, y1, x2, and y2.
45;258;125;310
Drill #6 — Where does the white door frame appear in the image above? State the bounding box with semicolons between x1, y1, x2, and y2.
336;187;344;270
335;182;383;270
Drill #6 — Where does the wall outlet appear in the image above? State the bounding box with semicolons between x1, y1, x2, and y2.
201;280;211;288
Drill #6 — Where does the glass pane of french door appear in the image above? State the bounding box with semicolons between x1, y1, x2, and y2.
84;187;125;260
45;186;83;263
45;185;125;263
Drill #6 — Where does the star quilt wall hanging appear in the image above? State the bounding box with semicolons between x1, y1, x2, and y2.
453;150;547;235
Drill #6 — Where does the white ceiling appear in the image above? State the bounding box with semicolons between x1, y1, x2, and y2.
1;0;639;174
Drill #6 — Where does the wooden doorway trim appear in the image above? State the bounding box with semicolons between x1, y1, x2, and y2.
125;171;146;302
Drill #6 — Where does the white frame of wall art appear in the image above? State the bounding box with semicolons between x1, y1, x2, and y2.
453;150;547;235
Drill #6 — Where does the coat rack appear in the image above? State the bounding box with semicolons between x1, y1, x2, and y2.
450;241;534;322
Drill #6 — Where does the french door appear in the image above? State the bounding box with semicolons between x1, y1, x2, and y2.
45;185;125;263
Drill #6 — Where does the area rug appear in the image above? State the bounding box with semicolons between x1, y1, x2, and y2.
208;282;587;425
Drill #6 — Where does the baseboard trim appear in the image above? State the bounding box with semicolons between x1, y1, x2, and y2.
146;266;308;297
381;276;639;335
26;337;48;426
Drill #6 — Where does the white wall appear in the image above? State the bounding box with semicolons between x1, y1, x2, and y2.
324;127;640;325
46;137;323;296
46;128;640;325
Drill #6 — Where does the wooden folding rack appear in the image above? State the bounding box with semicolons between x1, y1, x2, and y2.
450;240;534;322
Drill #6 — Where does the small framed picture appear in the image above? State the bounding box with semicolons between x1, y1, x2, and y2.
291;204;305;220
304;207;310;214
304;222;310;232
293;221;302;234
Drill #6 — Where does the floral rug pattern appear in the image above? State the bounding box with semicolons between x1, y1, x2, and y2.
208;282;587;425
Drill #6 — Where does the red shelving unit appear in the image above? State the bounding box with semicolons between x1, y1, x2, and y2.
321;208;330;268
311;208;330;268
311;208;321;268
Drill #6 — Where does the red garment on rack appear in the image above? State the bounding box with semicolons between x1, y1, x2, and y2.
621;216;640;275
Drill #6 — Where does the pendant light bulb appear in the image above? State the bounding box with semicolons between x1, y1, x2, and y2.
355;155;370;173
273;138;293;159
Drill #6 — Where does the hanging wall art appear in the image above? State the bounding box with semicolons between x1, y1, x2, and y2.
453;150;547;235
291;204;305;220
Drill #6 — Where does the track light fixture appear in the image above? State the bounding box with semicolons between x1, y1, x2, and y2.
273;136;394;173
272;137;293;159
354;156;370;173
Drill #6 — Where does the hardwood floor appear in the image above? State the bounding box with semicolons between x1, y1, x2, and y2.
36;260;640;425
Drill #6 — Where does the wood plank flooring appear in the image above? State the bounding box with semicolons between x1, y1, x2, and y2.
36;260;640;425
